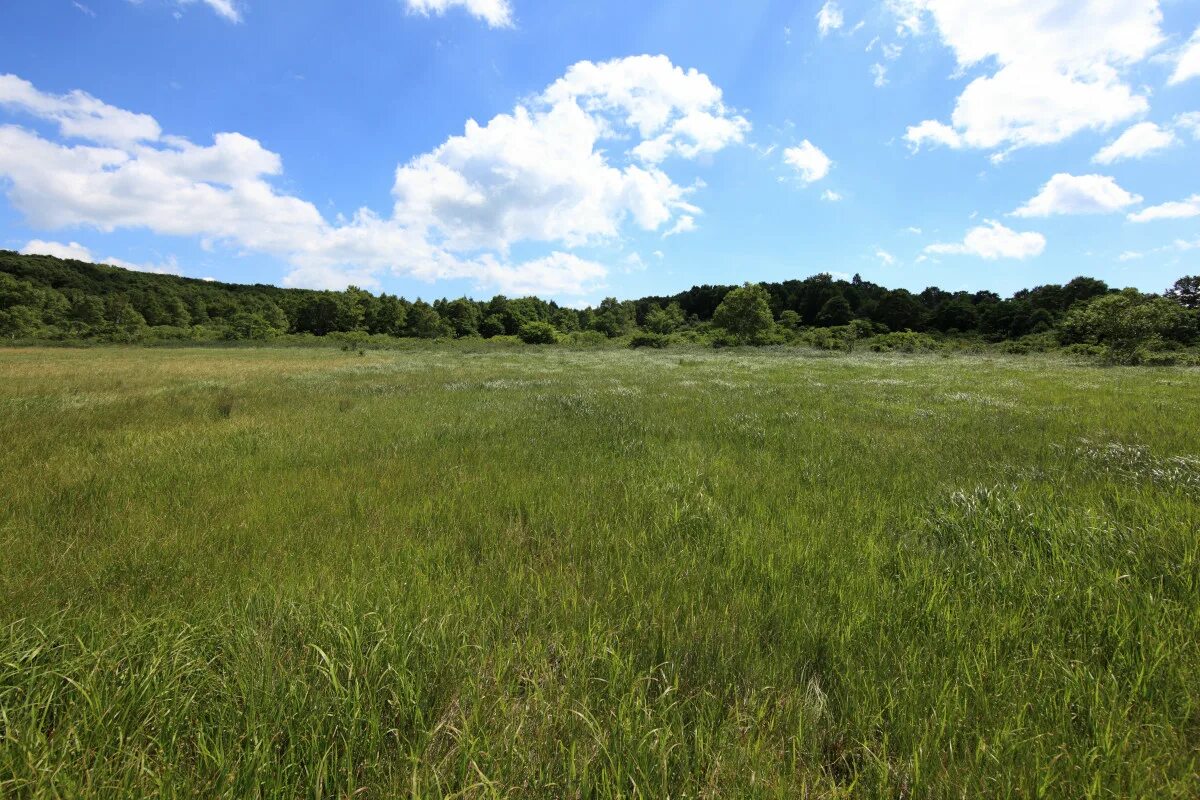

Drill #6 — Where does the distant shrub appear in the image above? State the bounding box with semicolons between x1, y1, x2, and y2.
999;332;1057;355
629;332;669;349
564;330;609;347
866;332;940;353
518;321;560;345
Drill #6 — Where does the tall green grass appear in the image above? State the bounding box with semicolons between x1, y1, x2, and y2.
1;347;1197;797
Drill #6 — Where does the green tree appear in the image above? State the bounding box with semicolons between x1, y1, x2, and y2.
644;301;685;334
873;290;926;332
480;314;507;338
406;300;449;339
713;283;774;341
225;312;277;341
295;294;363;335
932;297;979;333
366;294;408;336
1061;288;1198;362
1166;276;1200;310
815;294;853;327
443;298;482;337
592;297;635;338
518;320;559;344
551;307;580;333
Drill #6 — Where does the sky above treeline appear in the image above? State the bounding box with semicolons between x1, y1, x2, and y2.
1;0;1198;304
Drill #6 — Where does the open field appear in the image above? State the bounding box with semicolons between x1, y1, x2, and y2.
1;346;1198;798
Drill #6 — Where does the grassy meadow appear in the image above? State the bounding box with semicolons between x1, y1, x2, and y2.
1;345;1198;798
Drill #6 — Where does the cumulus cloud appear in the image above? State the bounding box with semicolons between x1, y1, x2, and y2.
816;2;844;37
1127;195;1200;223
0;58;745;296
1170;26;1200;85
925;220;1046;259
1012;173;1143;217
782;140;832;184
871;64;888;87
875;248;896;266
897;0;1162;156
905;119;962;151
0;74;161;146
404;0;512;28
1092;121;1177;164
821;189;843;202
20;239;94;261
21;239;182;275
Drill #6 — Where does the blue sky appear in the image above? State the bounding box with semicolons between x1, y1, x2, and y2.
1;0;1198;304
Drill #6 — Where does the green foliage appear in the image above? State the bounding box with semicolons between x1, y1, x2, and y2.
517;320;560;345
628;332;669;348
592;297;635;338
866;331;940;353
405;300;449;339
643;301;685;334
712;282;774;342
479;314;506;338
2;250;1198;362
814;293;852;327
1060;288;1199;364
1166;275;1200;310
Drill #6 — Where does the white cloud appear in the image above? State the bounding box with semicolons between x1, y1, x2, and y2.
1176;112;1200;139
0;73;161;146
1170;26;1200;85
782;140;832;184
1092;121;1177;164
476;252;607;296
104;254;184;275
192;0;241;22
1118;250;1144;261
905;119;962;151
73;2;96;17
875;248;896;266
20;239;94;261
821;189;843;202
816;2;844;37
925;220;1045;260
0;59;743;296
545;55;749;165
404;0;512;28
1012;173;1143;217
895;0;1162;155
663;214;697;238
871;64;888;87
132;0;242;23
20;239;183;275
1127;195;1200;223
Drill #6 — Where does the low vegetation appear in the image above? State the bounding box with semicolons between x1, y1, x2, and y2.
1;347;1198;797
3;251;1198;365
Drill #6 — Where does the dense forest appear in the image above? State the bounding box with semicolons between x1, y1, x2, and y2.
2;250;1198;362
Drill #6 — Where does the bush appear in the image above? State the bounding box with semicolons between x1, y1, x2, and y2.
564;330;609;347
517;321;560;345
866;332;940;353
629;332;669;349
1061;289;1199;364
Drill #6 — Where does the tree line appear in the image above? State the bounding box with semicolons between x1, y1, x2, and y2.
2;250;1197;362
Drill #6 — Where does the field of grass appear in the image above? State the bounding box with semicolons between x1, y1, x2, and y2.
1;346;1197;798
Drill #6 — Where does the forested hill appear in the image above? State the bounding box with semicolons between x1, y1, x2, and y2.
2;250;1197;357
